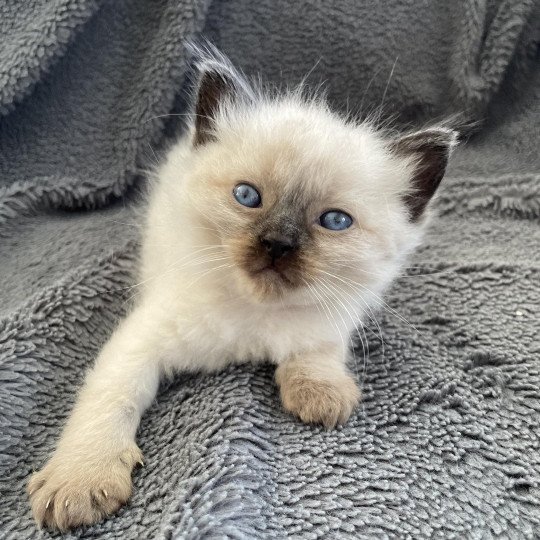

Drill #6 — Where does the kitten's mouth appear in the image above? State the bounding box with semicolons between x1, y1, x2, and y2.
231;243;305;298
253;264;293;285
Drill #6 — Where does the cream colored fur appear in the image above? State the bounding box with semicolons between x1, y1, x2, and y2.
28;52;455;530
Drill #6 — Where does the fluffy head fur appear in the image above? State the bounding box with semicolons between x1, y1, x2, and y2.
143;44;456;313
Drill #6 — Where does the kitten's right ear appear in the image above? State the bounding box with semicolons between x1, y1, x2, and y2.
391;128;458;221
193;67;237;147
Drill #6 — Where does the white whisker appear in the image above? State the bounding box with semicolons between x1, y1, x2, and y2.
315;277;364;385
319;269;420;335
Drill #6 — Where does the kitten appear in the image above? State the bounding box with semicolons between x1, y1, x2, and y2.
28;45;456;530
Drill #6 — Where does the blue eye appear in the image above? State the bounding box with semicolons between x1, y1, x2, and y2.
319;210;353;231
233;183;261;208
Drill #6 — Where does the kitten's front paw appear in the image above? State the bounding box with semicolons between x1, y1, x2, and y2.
27;445;143;531
277;368;360;429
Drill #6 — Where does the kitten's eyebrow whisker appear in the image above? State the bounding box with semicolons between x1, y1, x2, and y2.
357;64;384;122
375;55;399;128
298;56;323;90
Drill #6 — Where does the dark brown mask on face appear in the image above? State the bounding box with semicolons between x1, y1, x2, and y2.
231;191;315;297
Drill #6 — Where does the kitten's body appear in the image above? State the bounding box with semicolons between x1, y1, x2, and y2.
28;46;456;531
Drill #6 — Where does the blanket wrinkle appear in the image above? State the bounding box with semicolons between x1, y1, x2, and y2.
450;0;539;118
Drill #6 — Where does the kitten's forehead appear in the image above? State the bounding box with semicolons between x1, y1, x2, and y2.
251;142;367;216
200;99;407;221
220;103;389;195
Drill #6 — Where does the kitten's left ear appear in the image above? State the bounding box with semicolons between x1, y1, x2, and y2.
391;128;458;221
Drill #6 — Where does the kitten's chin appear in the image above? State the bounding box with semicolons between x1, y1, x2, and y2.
228;242;310;305
233;266;305;305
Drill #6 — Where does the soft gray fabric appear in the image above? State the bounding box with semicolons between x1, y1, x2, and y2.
1;0;539;538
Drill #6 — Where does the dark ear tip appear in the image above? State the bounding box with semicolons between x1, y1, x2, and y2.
425;128;459;151
193;66;236;147
198;66;233;87
392;127;458;222
395;127;459;155
189;44;253;147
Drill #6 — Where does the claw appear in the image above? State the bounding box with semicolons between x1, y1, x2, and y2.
45;498;51;509
102;489;108;499
65;500;69;508
138;460;145;467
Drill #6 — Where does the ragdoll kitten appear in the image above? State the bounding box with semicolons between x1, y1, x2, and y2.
28;46;456;530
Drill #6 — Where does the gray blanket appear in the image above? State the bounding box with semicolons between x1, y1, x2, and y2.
1;0;539;538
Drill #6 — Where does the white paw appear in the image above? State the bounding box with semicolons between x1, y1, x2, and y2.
28;445;143;531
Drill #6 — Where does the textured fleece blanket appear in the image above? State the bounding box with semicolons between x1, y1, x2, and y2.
1;0;539;538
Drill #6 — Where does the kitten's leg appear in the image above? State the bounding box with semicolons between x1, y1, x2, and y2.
28;302;169;531
276;345;360;429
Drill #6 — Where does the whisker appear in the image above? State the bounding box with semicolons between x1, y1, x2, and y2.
305;275;346;350
319;269;420;335
184;262;235;289
356;64;384;121
121;251;231;308
333;261;456;280
112;245;226;295
315;277;365;385
311;276;352;358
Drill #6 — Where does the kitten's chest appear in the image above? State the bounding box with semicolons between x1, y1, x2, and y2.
176;299;333;370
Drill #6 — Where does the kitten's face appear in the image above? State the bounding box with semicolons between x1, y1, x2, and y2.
186;104;420;304
175;57;455;305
